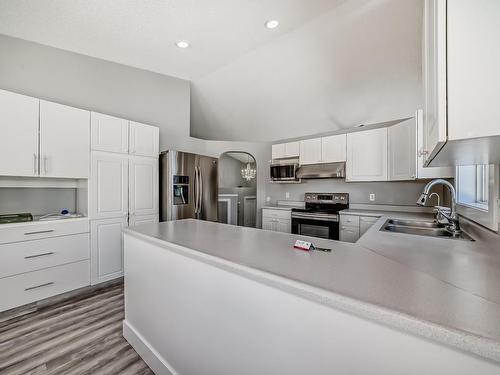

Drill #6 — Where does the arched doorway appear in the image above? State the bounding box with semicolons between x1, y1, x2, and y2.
218;152;257;228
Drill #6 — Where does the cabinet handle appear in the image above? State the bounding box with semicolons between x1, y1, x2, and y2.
33;153;38;175
43;155;48;174
24;229;54;235
24;282;54;291
24;252;55;259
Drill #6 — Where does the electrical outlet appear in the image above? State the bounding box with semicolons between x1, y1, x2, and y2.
285;192;290;199
369;193;375;201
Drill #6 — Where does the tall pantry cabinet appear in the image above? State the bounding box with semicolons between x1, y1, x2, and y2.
89;112;159;285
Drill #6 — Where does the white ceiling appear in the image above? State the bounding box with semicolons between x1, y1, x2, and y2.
0;0;342;80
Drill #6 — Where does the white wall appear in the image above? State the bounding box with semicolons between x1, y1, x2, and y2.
191;0;423;141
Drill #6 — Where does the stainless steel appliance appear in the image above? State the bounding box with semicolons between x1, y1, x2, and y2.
291;193;349;240
295;162;345;179
160;151;218;222
270;163;299;181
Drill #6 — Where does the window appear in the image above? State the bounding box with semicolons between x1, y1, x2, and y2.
456;165;489;211
456;164;499;231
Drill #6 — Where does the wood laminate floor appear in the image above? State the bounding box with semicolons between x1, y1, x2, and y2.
0;282;153;375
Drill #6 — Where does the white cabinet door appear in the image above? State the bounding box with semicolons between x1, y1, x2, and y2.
276;219;291;233
447;0;500;141
272;142;300;159
346;128;388;182
91;217;127;285
90;151;128;220
321;134;347;163
340;226;359;243
423;0;447;164
415;110;454;179
39;100;90;178
359;216;379;237
129;121;159;158
129;156;159;217
0;90;39;177
388;120;416;181
284;142;300;158
271;144;286;159
129;214;158;227
262;217;274;231
91;112;128;153
299;138;322;165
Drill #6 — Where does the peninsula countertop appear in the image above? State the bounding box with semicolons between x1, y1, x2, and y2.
124;217;500;363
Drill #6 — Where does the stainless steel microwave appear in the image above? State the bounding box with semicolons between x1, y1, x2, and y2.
270;163;298;181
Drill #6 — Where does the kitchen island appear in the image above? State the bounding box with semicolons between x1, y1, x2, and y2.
123;219;500;375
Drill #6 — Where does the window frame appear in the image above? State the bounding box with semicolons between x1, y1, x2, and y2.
456;164;499;231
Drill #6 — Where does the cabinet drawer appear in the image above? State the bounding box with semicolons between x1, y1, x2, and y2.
262;209;291;220
340;215;360;227
0;260;90;312
0;219;89;245
0;233;89;279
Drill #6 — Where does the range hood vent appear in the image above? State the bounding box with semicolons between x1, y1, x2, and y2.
296;162;345;179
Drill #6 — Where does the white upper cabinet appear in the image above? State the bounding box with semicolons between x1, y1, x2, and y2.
0;90;39;177
422;0;447;164
447;0;500;141
39;101;90;178
90;151;128;220
271;141;299;159
129;121;159;158
346;128;388;182
91;112;129;154
388;120;416;181
129;156;159;217
321;134;347;163
415;110;454;179
300;135;346;165
422;0;500;166
299;138;322;165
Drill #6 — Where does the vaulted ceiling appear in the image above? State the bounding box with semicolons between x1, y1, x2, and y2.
0;0;422;142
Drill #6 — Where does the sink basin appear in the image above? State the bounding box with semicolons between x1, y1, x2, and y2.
380;219;474;241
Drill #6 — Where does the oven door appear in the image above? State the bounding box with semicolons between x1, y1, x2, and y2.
291;213;339;240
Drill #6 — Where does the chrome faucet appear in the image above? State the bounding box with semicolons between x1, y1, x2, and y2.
417;179;461;234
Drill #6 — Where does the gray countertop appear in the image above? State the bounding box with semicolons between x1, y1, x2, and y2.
124;216;500;363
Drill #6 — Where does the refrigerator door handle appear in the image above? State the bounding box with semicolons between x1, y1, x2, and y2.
198;168;203;216
194;166;198;214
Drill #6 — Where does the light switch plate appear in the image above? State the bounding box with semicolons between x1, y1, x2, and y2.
285;192;290;199
369;193;375;201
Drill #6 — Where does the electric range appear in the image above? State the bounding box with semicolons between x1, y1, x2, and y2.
291;193;349;240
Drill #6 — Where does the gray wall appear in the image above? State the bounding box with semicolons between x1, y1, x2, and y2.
0;188;76;216
0;34;190;151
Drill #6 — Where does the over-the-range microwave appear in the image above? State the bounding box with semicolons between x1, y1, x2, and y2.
270;163;298;181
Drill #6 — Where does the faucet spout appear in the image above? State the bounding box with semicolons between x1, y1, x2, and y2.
417;178;460;234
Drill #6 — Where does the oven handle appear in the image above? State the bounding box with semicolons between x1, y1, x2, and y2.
291;213;339;222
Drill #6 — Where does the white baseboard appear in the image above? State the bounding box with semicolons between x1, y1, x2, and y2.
123;320;176;375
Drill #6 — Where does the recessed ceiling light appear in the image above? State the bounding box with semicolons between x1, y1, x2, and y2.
176;40;190;49
265;20;279;29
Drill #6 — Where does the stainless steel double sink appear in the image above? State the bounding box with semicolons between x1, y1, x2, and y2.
380;218;474;241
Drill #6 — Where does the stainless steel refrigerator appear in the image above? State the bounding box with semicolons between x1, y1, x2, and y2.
160;150;218;222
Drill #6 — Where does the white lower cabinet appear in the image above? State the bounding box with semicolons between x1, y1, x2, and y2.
262;209;291;233
129;214;159;227
340;214;380;243
0;260;90;312
90;217;128;285
0;233;89;279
